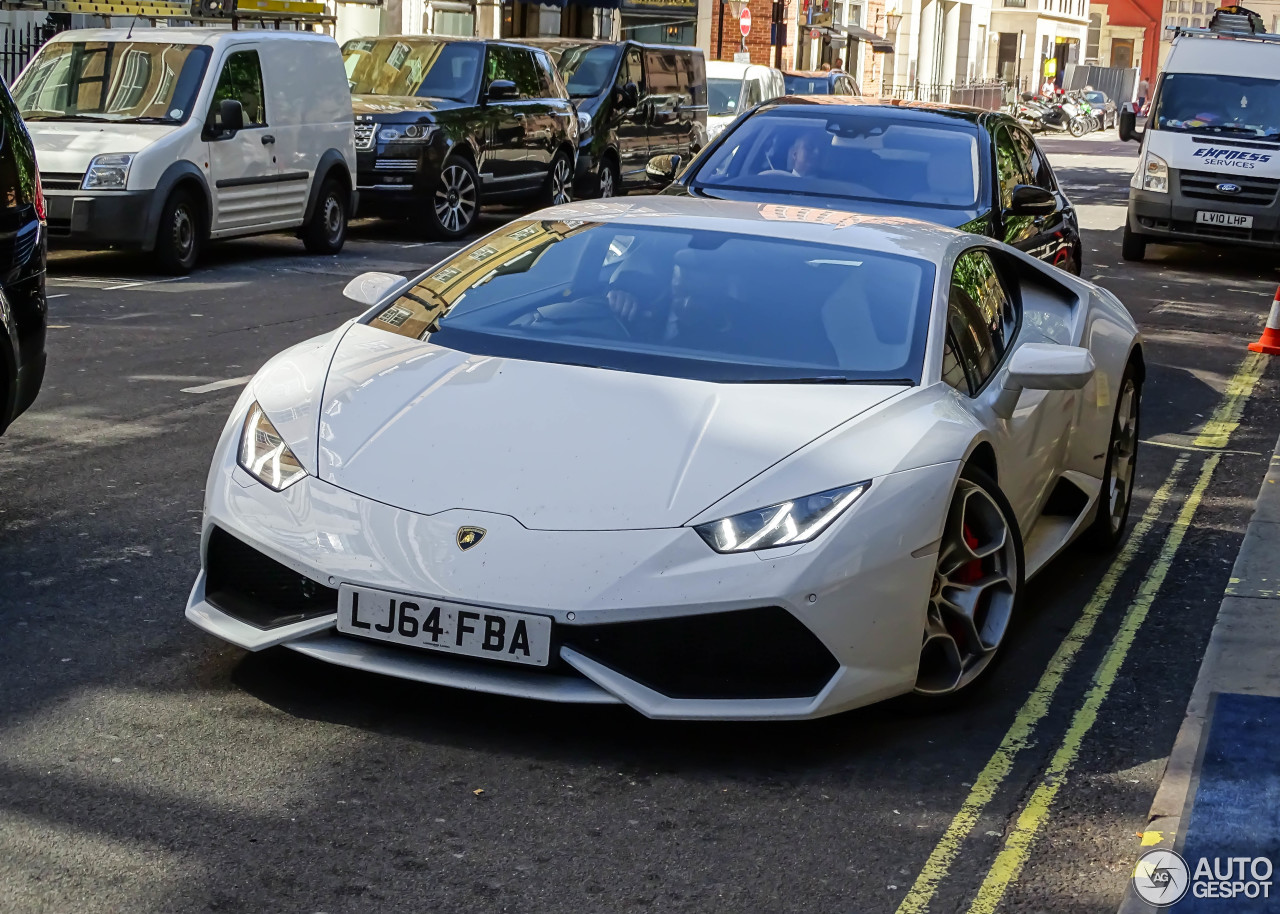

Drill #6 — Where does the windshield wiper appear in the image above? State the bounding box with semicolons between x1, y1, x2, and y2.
23;113;114;122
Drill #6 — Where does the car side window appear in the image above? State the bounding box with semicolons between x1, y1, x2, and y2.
486;46;539;99
644;49;678;104
676;52;705;108
212;50;266;126
532;49;564;99
1010;126;1057;191
744;78;762;109
941;332;970;393
618;46;643;94
994;125;1033;209
947;249;1018;392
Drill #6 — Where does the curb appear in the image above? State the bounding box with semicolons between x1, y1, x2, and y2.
1117;434;1280;912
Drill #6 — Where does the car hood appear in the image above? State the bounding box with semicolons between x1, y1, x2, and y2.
313;324;908;530
351;94;464;116
680;185;986;230
25;122;176;175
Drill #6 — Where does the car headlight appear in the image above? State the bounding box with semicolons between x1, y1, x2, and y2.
82;153;134;190
1133;151;1168;193
694;482;870;553
577;111;592;135
238;402;307;491
379;124;436;143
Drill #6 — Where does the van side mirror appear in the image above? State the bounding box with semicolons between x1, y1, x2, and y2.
617;81;639;109
485;79;518;103
343;271;408;307
216;98;244;135
646;153;682;185
993;344;1095;418
1118;106;1142;143
1007;184;1057;216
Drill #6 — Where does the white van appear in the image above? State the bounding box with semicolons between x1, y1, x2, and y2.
706;61;786;140
13;28;356;273
1121;15;1280;261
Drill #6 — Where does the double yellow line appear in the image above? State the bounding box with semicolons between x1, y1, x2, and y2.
896;350;1268;914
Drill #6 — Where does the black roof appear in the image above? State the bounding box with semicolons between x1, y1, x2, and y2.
760;95;998;126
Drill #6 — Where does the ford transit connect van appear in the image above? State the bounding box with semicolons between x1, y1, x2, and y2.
14;28;356;273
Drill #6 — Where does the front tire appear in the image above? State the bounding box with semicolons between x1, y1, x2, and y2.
913;466;1024;703
541;152;573;208
1121;223;1147;262
422;157;480;240
597;157;619;199
154;189;202;275
1068;117;1087;138
1082;366;1141;551
302;177;348;255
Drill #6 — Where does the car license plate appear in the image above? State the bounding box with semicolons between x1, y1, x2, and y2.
1196;211;1253;228
336;585;552;666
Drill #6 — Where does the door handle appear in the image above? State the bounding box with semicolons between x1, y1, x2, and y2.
261;134;276;145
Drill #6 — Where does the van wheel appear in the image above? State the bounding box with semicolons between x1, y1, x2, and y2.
541;152;573;208
597;158;619;198
303;177;348;255
1122;224;1147;262
422;157;480;239
155;189;202;275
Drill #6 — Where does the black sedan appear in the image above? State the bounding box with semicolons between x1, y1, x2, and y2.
652;98;1083;273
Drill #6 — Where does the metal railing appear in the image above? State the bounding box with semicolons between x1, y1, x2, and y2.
0;17;63;86
883;79;1015;110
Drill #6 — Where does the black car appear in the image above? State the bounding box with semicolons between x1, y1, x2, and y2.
783;70;861;96
1081;90;1118;130
522;39;707;198
343;36;578;238
0;79;46;436
654;98;1083;273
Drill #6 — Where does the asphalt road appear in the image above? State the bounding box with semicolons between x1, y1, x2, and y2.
1;133;1278;914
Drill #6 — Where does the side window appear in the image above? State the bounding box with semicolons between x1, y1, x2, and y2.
941;332;970;393
533;50;563;98
743;78;762;109
1011;126;1057;191
672;52;695;109
212;50;266;126
947;250;1018;392
486;45;538;98
644;49;678;103
994;125;1033;209
618;46;643;96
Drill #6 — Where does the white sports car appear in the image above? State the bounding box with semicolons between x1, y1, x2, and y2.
186;198;1143;720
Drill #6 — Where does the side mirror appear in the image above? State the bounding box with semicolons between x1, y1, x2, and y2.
485;79;518;103
993;344;1096;419
343;271;408;307
646;153;682;185
217;98;244;135
1007;184;1057;216
1118;106;1142;142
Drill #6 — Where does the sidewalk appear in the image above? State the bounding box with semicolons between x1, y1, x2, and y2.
1118;434;1280;911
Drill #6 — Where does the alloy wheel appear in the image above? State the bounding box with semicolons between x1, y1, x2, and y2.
551;158;572;205
434;164;477;234
1105;378;1140;534
915;479;1019;696
599;164;616;198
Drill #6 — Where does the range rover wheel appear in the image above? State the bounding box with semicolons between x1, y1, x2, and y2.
302;177;348;255
155;189;202;275
542;152;573;208
423;158;480;240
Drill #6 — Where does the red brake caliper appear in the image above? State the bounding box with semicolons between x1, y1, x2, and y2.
956;524;984;584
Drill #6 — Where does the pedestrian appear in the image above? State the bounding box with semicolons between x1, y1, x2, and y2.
820;62;832;71
1136;77;1149;111
1041;76;1055;97
833;56;844;71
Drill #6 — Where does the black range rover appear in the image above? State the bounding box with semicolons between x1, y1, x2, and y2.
343;36;578;238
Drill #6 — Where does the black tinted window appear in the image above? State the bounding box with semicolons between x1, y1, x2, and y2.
533;50;563;98
994;125;1035;207
343;39;481;100
645;49;679;103
487;46;541;99
368;220;935;384
947;249;1017;391
0;81;36;214
674;51;703;108
212;50;265;126
553;44;620;97
1009;126;1055;191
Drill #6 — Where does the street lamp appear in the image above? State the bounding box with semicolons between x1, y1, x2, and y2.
882;9;901;32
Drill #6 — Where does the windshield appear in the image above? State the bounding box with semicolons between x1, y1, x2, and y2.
708;77;744;116
14;41;211;124
1152;73;1280;140
367;219;933;384
343;38;481;100
692;108;983;209
785;75;832;95
1083;91;1107;104
543;44;620;97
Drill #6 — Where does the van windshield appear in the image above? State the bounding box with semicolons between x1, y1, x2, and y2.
14;41;212;124
343;38;481;100
1152;73;1280;140
709;78;744;116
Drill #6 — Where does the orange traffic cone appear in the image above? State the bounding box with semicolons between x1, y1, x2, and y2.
1249;286;1280;355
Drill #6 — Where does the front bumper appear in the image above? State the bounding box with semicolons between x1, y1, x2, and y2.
355;143;444;213
187;433;952;719
1129;181;1280;249
45;188;155;249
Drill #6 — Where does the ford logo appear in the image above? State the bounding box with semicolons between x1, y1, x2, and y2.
1217;182;1242;194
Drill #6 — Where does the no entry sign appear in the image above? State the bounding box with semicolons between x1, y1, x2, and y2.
740;7;751;36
